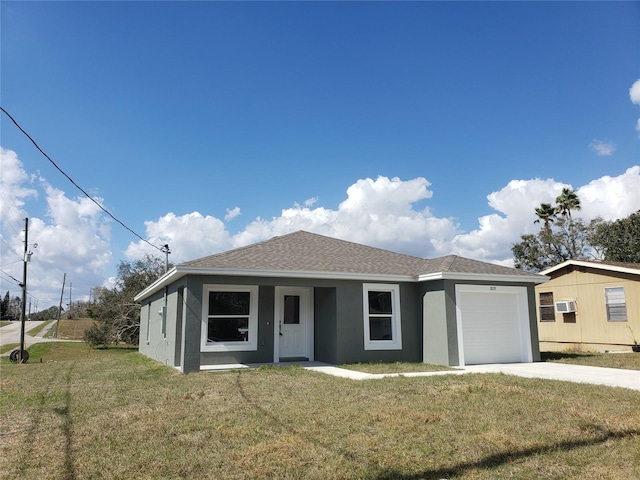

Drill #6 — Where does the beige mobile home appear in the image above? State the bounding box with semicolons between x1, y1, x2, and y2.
536;260;640;352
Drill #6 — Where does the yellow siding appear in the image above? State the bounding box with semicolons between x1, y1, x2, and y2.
535;266;640;351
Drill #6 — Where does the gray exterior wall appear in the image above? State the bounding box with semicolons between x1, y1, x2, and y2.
160;275;426;372
140;273;541;372
138;285;182;368
314;287;338;363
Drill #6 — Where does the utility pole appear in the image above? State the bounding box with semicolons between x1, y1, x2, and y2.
69;282;72;318
161;244;171;273
54;273;66;338
18;218;28;363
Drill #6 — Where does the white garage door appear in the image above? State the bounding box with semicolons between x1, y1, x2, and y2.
456;285;532;365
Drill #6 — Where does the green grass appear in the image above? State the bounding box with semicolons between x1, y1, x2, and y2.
26;320;54;337
543;351;640;371
1;344;639;480
0;321;11;328
0;343;19;354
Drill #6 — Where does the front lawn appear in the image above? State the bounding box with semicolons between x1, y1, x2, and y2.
1;343;639;479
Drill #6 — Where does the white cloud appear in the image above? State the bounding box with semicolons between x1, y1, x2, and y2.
630;79;640;104
577;166;640;221
127;169;640;270
0;149;112;309
129;176;459;261
0;148;38;225
4;146;639;310
124;211;233;263
589;140;616;156
631;78;640;133
224;207;241;221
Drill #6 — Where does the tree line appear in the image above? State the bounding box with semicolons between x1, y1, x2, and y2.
512;188;640;272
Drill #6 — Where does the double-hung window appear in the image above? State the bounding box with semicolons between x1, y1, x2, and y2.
539;292;555;322
201;285;258;352
605;287;627;322
363;284;402;350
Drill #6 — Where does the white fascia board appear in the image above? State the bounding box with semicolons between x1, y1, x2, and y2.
177;266;414;283
133;267;183;302
541;260;640;277
417;271;549;284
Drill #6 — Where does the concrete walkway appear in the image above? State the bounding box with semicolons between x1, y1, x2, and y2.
201;360;640;392
304;362;640;391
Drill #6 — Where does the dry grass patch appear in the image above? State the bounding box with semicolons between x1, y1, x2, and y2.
50;318;97;340
1;346;639;480
339;361;452;374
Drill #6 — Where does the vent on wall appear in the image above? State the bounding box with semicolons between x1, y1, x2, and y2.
555;301;576;313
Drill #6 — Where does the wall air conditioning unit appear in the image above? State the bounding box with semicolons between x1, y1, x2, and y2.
555;301;576;313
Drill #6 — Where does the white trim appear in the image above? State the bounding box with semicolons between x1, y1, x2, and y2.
134;267;182;302
417;271;549;284
273;287;314;362
136;265;547;302
201;284;259;352
362;283;403;351
541;260;640;277
455;284;532;366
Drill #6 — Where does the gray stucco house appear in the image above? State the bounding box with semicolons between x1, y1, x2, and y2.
135;231;547;373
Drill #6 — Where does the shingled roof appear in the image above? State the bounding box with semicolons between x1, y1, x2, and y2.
181;231;541;279
136;231;544;301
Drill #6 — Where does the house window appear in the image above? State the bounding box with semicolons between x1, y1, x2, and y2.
539;292;555;322
605;287;627;322
363;284;402;350
201;285;258;351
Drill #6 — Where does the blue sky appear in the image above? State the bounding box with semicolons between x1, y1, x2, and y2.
1;1;639;310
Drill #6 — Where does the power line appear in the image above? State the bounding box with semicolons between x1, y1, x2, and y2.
1;106;163;253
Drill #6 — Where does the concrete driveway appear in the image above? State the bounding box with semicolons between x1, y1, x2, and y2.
304;361;640;392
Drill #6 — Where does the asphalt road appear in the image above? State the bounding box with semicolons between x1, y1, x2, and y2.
0;320;73;350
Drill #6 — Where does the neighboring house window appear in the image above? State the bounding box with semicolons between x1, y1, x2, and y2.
605;287;627;322
539;292;555;322
363;284;402;350
201;285;258;352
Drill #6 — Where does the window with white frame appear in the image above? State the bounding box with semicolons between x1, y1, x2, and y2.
605;287;627;322
363;284;402;350
202;285;259;351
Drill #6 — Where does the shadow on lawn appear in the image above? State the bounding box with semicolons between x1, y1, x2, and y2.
541;351;596;361
235;372;638;479
374;428;640;480
53;364;77;480
15;363;77;480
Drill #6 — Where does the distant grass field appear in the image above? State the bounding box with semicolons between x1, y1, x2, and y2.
1;343;639;480
45;318;96;340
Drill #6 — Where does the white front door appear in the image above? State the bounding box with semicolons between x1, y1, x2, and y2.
274;287;313;361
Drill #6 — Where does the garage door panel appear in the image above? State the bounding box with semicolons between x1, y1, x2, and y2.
457;288;529;365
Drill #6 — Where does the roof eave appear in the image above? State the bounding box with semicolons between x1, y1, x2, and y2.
541;260;640;277
176;266;415;283
134;267;183;302
417;271;549;284
135;266;549;303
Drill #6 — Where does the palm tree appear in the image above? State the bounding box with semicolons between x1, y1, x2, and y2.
555;188;581;219
534;203;556;232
